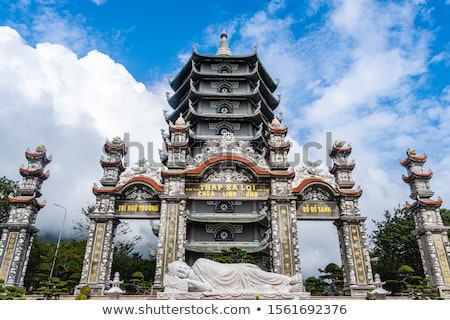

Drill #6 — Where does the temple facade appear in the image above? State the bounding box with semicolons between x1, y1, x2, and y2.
0;145;51;287
2;34;449;299
75;33;375;297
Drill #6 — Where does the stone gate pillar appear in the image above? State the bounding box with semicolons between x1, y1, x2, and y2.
0;145;51;287
152;197;186;291
269;199;301;277
401;147;450;299
334;216;374;296
269;182;300;277
329;141;374;296
77;218;119;295
153;115;189;291
76;137;125;295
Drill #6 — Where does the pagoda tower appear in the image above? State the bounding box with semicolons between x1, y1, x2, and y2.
401;147;450;298
155;31;290;284
0;145;51;287
78;33;375;297
154;33;375;295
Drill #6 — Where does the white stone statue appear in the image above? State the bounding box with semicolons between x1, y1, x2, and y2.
164;258;303;295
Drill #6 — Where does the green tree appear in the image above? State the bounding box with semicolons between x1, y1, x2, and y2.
318;263;344;296
34;277;71;299
0;279;26;300
382;264;438;299
111;244;156;294
304;276;328;296
122;271;152;295
24;237;86;295
23;238;54;292
211;247;256;264
75;285;91;300
370;206;423;279
0;176;18;223
441;208;450;228
370;206;450;281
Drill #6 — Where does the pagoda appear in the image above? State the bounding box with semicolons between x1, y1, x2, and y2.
162;32;280;259
77;33;375;297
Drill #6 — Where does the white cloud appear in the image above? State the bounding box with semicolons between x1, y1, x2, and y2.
4;3;108;57
217;0;450;276
91;0;107;5
0;26;168;250
267;0;286;14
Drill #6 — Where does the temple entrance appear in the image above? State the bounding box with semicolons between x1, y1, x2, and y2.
74;137;376;297
74;33;376;297
1;32;449;300
113;219;159;259
297;221;341;279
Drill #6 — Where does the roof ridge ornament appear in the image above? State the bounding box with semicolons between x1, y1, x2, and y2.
270;116;281;128
175;113;186;125
216;31;232;56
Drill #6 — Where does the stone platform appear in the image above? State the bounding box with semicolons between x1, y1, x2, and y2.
156;291;311;300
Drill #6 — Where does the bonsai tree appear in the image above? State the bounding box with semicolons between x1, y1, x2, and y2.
75;285;91;300
0;279;25;300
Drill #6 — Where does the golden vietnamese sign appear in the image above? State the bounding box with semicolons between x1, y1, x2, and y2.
185;183;270;199
297;201;340;220
115;201;160;218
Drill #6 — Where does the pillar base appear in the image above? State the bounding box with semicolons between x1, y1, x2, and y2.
74;284;105;296
438;286;450;299
343;285;375;297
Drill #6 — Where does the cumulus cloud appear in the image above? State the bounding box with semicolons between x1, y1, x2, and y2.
0;26;168;249
231;1;446;197
91;0;107;5
199;0;450;276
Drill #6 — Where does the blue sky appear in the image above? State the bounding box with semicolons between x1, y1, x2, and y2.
0;0;449;278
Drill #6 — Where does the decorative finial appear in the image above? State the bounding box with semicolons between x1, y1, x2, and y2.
111;136;122;145
407;147;417;157
35;144;47;153
271;116;281;128
175;113;186;125
216;31;232;56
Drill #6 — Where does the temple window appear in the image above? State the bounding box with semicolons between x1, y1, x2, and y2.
214;228;234;241
216;126;232;135
218;84;232;93
215;201;234;213
217;104;232;114
215;62;233;74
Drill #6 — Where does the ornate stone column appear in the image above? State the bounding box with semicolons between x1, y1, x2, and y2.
329;141;374;296
401;147;450;298
76;137;125;295
270;177;300;278
334;216;374;296
77;217;119;295
153;115;189;291
152;192;187;292
0;145;51;287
